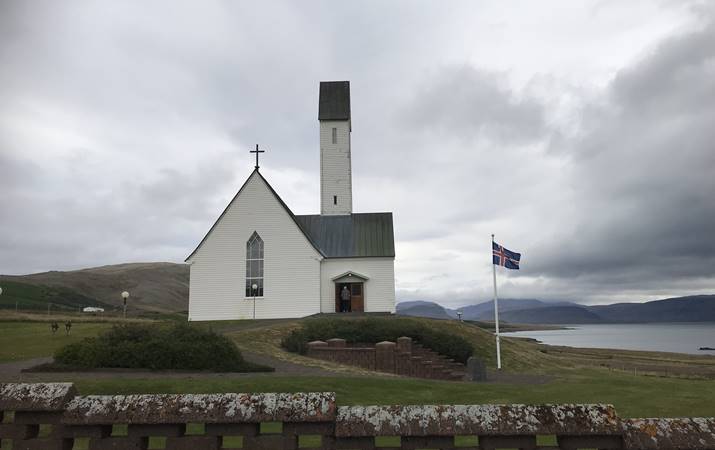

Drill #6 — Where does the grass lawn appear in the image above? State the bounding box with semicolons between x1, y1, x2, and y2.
2;317;715;419
0;321;113;362
69;368;715;418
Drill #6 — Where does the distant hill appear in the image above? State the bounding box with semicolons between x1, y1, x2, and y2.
0;280;113;312
397;295;715;324
396;301;454;320
591;295;715;323
499;305;604;324
458;299;576;321
0;262;189;313
397;299;574;321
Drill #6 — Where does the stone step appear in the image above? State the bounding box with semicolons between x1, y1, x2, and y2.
449;371;465;381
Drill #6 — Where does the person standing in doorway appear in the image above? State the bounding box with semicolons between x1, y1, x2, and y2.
340;285;351;312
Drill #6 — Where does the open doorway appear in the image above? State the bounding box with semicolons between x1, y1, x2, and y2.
335;282;364;313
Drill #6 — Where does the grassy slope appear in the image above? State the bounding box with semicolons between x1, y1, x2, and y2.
71;370;715;418
0;280;111;312
0;262;189;313
225;317;566;372
0;322;114;362
1;315;714;417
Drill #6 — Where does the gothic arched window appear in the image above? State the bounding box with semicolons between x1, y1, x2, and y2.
245;232;264;297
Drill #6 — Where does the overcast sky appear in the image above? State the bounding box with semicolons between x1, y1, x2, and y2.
1;1;714;306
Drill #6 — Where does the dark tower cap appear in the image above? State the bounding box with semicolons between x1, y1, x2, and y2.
319;81;351;121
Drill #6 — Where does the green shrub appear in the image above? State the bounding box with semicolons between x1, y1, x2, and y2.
54;323;272;372
281;317;474;363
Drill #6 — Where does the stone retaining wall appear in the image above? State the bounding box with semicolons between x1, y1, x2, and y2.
306;336;467;381
1;383;714;449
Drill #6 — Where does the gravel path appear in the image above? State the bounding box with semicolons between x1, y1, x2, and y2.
0;351;346;383
0;354;551;384
0;357;53;381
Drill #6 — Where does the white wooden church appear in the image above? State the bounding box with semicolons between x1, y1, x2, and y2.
186;81;396;321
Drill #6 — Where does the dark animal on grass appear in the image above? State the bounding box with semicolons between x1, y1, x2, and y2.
65;321;72;335
50;322;59;334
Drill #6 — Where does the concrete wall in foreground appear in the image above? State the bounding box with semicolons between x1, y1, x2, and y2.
3;382;714;450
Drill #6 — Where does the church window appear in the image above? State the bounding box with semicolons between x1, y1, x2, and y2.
332;127;337;144
245;232;264;297
351;284;362;296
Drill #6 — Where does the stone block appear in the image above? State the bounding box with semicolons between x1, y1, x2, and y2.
63;425;112;439
326;338;346;348
466;356;487;382
88;437;146;450
14;411;63;425
166;435;221;450
307;341;328;349
480;434;536;450
127;423;185;437
11;438;73;450
243;434;295;449
558;434;623;450
0;383;76;412
205;422;258;436
374;341;396;374
63;392;336;425
396;336;412;353
335;404;621;437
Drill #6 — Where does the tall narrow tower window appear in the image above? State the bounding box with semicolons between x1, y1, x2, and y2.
333;195;337;205
332;127;337;144
245;232;264;297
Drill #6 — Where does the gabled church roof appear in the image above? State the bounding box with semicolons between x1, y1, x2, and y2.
294;213;395;258
185;170;325;262
185;169;395;262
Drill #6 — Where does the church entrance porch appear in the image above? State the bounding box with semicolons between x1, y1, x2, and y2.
331;271;368;313
335;282;364;313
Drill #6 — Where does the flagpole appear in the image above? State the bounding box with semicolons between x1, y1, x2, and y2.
492;234;502;370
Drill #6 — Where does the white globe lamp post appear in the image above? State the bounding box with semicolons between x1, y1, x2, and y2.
121;291;130;319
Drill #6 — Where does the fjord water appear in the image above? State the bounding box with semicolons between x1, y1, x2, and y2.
504;323;715;355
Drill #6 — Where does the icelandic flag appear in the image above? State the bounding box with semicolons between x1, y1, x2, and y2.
493;241;521;270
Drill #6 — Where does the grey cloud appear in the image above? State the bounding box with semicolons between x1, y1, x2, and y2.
532;19;715;292
1;0;712;306
403;66;547;144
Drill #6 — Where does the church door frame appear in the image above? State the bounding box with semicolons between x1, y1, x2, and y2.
334;282;365;313
332;271;369;313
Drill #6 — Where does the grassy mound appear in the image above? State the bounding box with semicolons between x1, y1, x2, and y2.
281;317;474;363
54;323;273;372
0;280;110;312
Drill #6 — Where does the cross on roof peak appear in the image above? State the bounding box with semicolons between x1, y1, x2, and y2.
250;144;265;169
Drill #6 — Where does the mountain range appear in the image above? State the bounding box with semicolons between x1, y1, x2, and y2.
0;262;189;313
2;262;713;321
397;296;715;323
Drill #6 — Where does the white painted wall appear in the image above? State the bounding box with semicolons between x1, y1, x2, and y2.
320;120;352;215
320;257;396;313
187;172;323;321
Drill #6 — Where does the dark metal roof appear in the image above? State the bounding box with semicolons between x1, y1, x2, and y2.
185;169;395;262
319;81;351;121
294;213;395;258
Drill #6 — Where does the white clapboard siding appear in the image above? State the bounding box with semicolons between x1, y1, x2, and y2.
187;172;323;321
320;257;396;313
320;120;352;215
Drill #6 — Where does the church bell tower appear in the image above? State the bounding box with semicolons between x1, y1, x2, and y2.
319;81;352;215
